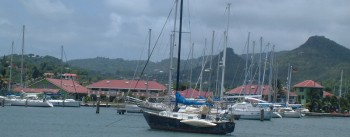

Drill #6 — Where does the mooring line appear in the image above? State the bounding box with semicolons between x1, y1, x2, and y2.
105;114;141;127
105;115;129;127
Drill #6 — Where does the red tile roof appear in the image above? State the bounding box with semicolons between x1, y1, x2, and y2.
62;73;77;77
323;91;334;97
12;87;59;93
227;85;270;95
46;78;88;94
87;80;166;91
180;88;213;98
289;92;298;96
293;80;324;88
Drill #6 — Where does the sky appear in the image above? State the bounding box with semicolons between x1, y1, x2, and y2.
0;0;349;62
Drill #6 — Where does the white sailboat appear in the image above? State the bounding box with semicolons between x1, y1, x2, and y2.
7;94;53;107
45;46;81;107
275;65;302;118
7;25;53;107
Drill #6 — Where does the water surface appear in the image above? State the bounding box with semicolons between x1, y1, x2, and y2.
0;106;348;137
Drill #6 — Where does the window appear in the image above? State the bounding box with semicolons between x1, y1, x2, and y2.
300;88;304;92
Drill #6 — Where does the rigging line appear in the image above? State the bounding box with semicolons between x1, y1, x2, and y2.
228;40;244;89
105;115;129;127
126;33;148;95
186;0;193;46
133;1;176;90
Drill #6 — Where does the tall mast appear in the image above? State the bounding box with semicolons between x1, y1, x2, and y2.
220;3;231;100
20;25;25;88
199;39;207;97
174;0;183;108
8;41;14;91
339;69;343;98
248;41;255;94
257;37;262;97
61;45;64;88
146;29;151;98
189;43;194;91
207;31;214;94
168;34;174;98
189;43;194;98
242;32;250;94
287;65;292;105
167;0;178;103
260;43;269;96
220;31;227;100
215;52;221;97
268;45;275;102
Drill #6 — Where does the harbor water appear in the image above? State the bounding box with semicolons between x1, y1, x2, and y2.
0;106;349;137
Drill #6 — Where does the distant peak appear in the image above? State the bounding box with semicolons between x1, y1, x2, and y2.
303;35;334;46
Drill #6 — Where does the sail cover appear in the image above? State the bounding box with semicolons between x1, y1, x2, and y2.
176;91;212;106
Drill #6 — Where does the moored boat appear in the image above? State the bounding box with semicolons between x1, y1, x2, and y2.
47;99;80;107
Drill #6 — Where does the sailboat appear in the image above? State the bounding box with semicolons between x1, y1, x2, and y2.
142;1;235;134
274;65;302;118
7;25;53;107
46;46;80;107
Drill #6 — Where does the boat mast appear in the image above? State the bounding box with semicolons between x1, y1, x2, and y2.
199;39;207;97
61;45;63;88
220;3;231;100
174;0;183;109
167;0;178;105
260;43;269;96
248;41;255;94
8;41;14;92
207;31;214;94
286;65;292;106
257;37;262;98
168;34;174;101
146;29;151;99
20;25;25;88
189;43;193;91
339;69;343;98
268;45;275;102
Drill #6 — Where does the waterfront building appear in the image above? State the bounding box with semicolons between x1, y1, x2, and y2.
292;80;324;105
87;79;166;101
180;88;213;98
12;73;89;100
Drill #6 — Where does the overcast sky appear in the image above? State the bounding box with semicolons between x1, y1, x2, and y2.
0;0;349;61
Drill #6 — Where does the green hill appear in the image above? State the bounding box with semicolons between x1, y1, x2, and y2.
1;35;348;94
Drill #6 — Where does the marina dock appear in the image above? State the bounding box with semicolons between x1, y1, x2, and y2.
304;112;350;117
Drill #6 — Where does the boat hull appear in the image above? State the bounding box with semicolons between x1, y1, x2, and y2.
9;99;53;107
143;111;235;135
233;110;272;120
48;100;80;107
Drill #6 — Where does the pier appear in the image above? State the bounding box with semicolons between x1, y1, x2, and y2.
304;112;350;117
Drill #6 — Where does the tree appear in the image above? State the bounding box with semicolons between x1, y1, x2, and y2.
306;88;322;112
32;66;41;79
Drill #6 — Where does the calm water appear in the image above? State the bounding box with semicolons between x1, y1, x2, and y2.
0;106;349;137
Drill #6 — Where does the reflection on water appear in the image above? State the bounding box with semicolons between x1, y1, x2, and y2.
0;106;348;137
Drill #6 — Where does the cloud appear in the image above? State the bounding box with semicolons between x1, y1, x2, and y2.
0;18;11;25
1;0;349;61
21;0;73;20
105;13;123;37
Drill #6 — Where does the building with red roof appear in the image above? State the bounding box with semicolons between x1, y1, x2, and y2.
87;79;166;98
323;91;334;97
12;87;59;94
180;88;213;98
292;80;324;105
226;85;300;103
20;77;89;100
226;85;270;96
